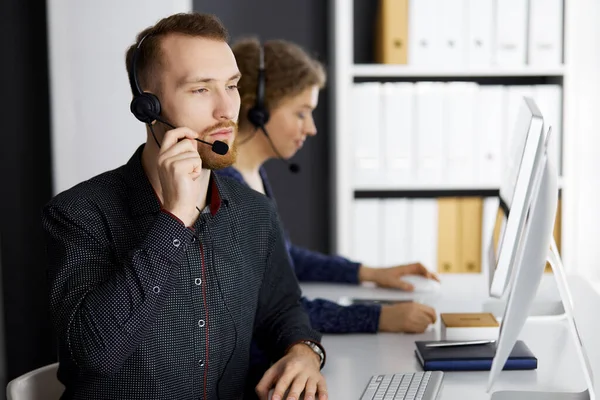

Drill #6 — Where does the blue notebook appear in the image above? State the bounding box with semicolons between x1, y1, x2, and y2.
414;340;537;371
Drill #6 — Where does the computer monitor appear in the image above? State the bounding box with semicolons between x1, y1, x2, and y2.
487;97;546;298
486;131;597;399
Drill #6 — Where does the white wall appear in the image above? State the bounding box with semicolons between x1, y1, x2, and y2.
47;0;192;195
563;0;600;280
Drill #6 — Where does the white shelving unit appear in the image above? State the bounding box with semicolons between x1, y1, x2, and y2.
328;0;572;265
329;0;600;282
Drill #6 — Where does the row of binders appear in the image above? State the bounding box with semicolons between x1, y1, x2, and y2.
352;82;562;189
352;197;561;274
375;0;564;67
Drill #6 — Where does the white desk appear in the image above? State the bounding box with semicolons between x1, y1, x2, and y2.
300;274;591;399
301;274;564;318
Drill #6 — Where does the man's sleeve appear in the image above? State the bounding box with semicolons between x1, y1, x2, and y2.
43;199;194;376
252;205;325;364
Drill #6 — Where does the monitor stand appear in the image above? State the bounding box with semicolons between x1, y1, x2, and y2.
482;293;565;318
491;239;595;400
484;235;565;319
492;390;590;400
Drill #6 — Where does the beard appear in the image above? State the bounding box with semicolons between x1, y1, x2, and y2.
199;138;237;170
197;120;238;170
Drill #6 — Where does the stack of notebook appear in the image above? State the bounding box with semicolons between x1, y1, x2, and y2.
414;340;537;371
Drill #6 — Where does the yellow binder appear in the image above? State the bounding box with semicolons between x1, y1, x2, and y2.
546;197;562;273
437;198;461;273
492;206;505;256
459;198;484;273
374;0;409;64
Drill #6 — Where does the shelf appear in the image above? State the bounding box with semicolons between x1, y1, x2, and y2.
355;188;500;199
352;64;565;78
354;178;564;199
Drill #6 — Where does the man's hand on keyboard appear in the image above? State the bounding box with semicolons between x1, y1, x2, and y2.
256;343;327;400
379;302;437;333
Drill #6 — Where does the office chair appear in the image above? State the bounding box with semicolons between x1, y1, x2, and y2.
6;363;63;400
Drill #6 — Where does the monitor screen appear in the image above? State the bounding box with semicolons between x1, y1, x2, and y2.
488;97;545;298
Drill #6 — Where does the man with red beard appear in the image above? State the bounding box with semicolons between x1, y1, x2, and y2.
41;12;327;400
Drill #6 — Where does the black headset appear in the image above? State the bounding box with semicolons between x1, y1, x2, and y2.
247;43;269;128
129;34;162;125
128;33;228;155
246;42;299;173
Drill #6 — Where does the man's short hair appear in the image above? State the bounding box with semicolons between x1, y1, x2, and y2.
125;12;229;95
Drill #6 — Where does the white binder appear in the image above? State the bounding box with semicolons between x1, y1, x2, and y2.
352;83;383;188
408;0;439;66
528;0;564;66
382;199;412;266
443;82;479;186
439;0;468;67
493;0;528;66
410;199;439;273
466;0;494;67
352;199;382;267
381;82;415;187
476;86;506;187
414;82;445;184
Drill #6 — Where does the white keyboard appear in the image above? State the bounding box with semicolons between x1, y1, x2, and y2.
359;371;444;400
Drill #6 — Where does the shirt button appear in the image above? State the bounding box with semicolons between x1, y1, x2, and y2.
199;360;204;367
198;319;205;328
173;238;181;247
194;278;202;286
192;236;197;242
153;286;160;294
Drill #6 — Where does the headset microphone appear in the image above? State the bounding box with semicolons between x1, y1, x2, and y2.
247;41;299;174
128;33;229;156
289;162;300;174
259;125;300;173
206;140;229;156
153;115;229;156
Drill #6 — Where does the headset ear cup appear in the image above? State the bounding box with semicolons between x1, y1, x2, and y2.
130;93;161;124
247;105;270;128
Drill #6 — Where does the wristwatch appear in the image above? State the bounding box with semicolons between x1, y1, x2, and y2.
301;340;325;368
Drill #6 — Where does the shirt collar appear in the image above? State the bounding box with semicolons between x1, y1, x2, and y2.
124;144;229;217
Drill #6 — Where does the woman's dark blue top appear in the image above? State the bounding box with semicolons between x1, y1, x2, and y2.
215;166;381;334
